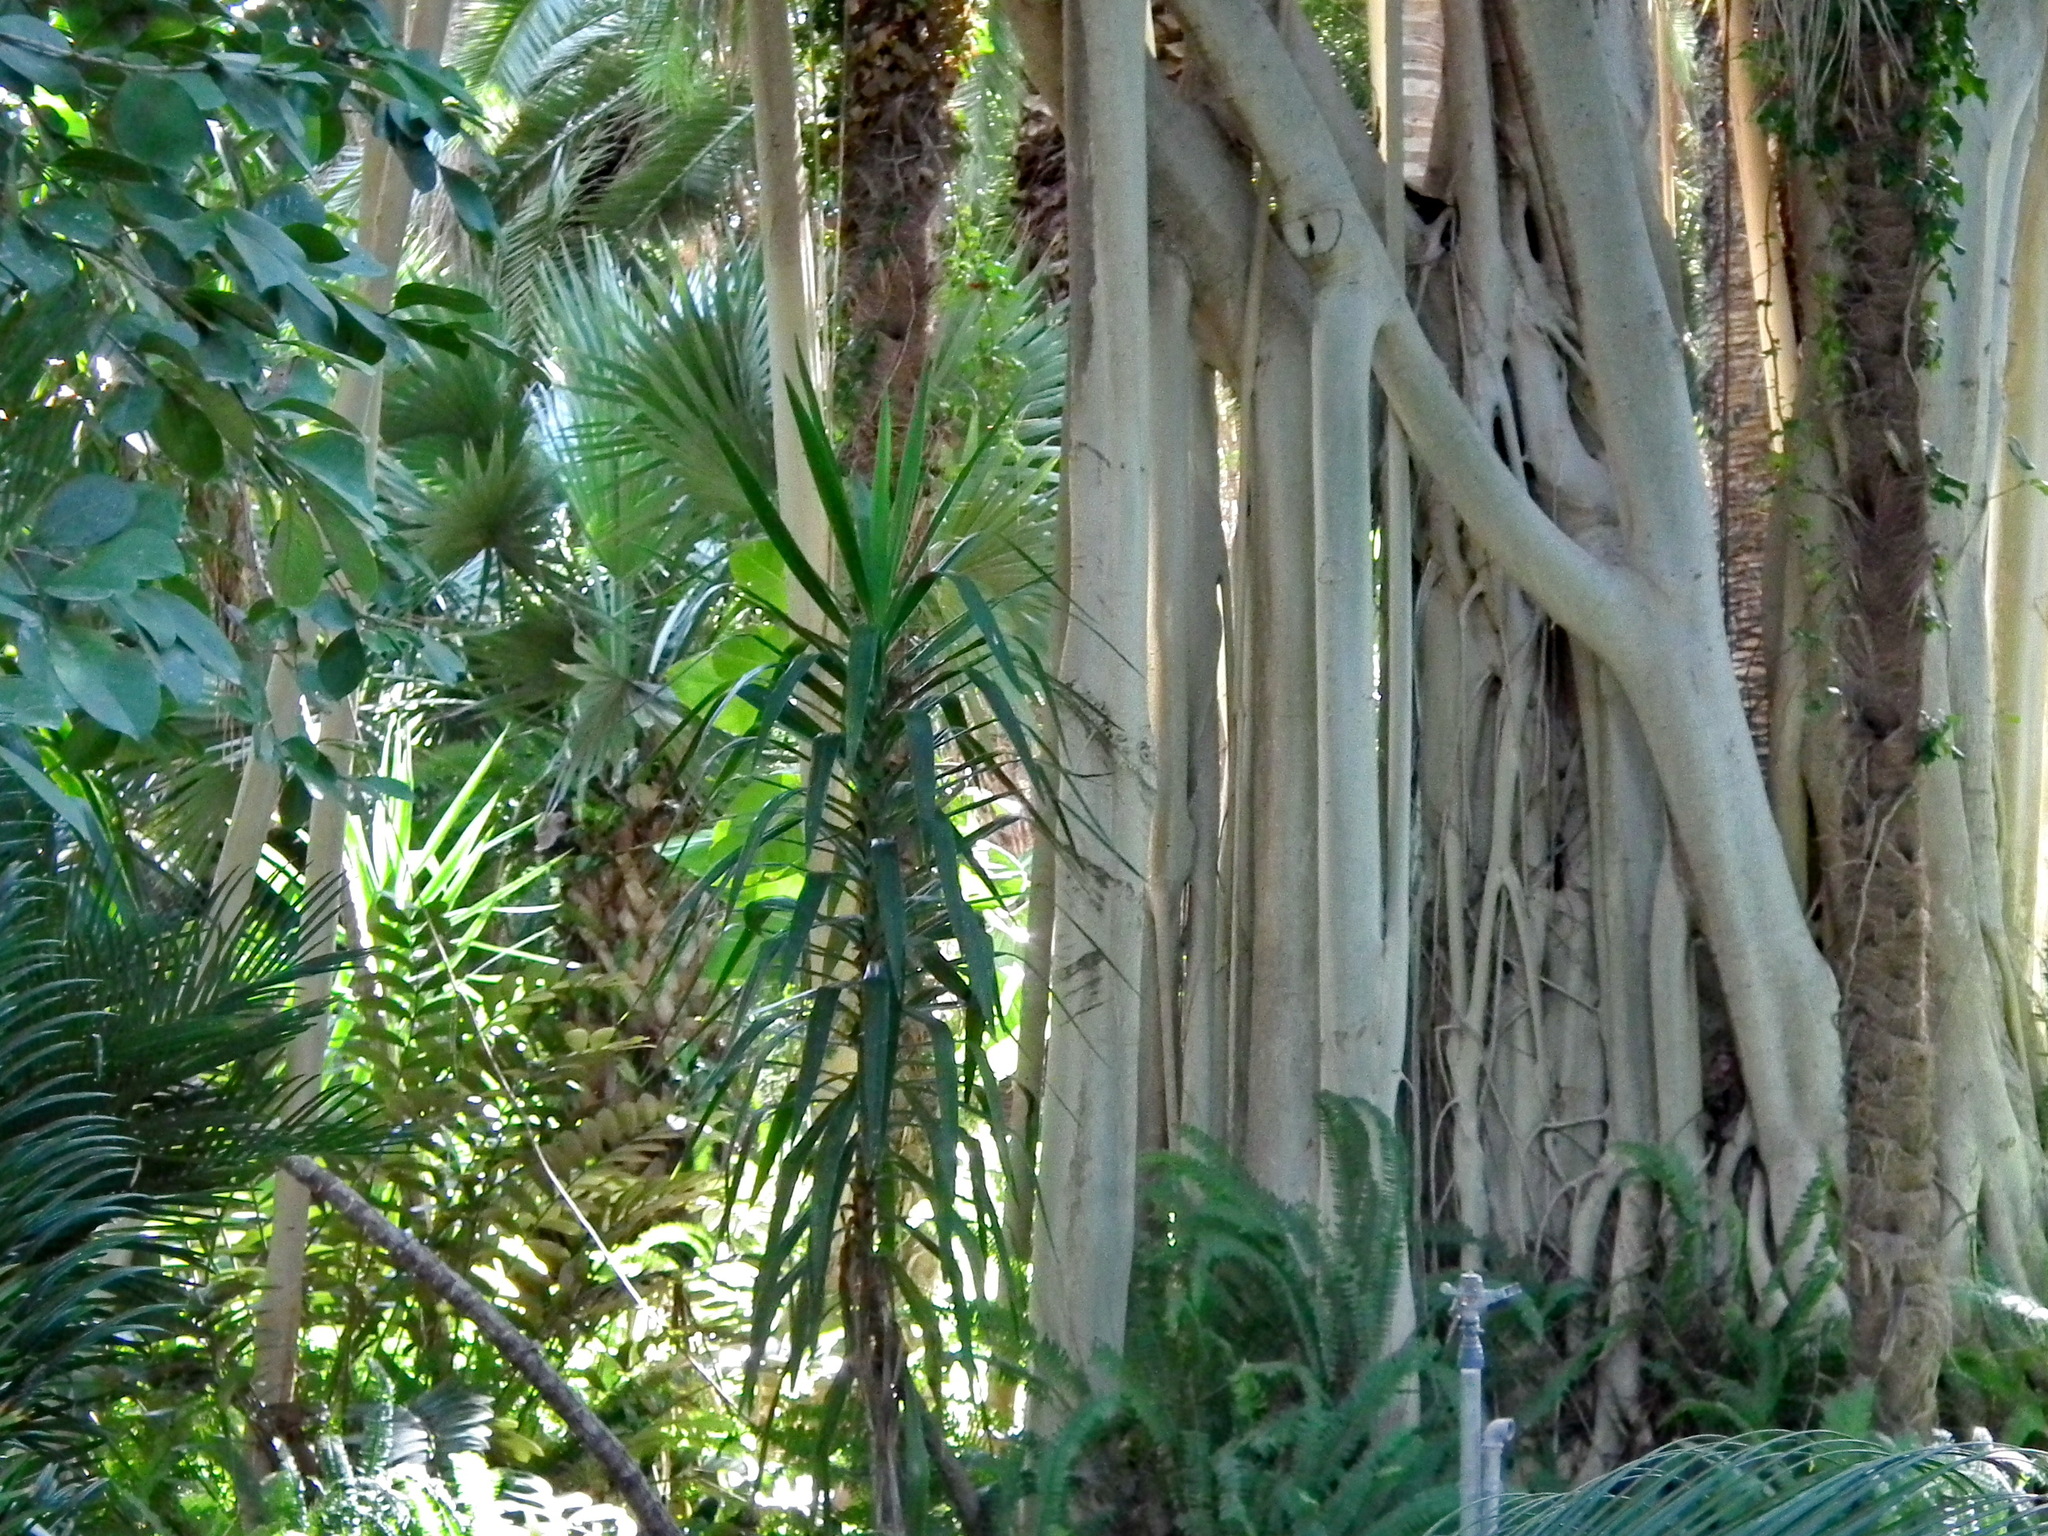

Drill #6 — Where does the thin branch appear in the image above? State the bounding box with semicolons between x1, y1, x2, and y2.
281;1155;685;1536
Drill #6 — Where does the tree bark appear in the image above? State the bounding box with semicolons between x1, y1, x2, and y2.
837;0;970;469
1803;43;1946;1439
1031;0;1153;1377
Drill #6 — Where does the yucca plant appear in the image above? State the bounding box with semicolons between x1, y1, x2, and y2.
681;378;1052;1536
1037;1095;1455;1536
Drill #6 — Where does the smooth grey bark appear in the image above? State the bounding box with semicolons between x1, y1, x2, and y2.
1031;0;1154;1372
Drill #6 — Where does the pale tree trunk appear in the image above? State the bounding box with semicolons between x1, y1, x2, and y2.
1024;0;1849;1335
1030;0;1153;1378
746;0;832;605
1995;85;2048;1113
247;0;456;1425
1916;0;2048;1297
1017;0;2048;1465
1019;0;1849;1387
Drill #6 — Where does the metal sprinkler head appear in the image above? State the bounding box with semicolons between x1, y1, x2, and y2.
1442;1272;1521;1536
1442;1271;1521;1366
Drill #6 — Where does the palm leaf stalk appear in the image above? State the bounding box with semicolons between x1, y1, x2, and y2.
692;377;1051;1536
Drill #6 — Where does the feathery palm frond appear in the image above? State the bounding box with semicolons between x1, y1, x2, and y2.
0;888;163;1527
453;0;750;324
1496;1432;2046;1536
0;788;374;1522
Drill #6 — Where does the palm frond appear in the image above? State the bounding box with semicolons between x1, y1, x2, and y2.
1497;1432;2046;1536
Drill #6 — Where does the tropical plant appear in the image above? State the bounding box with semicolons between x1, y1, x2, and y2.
1037;1095;1456;1536
683;378;1052;1535
0;0;488;771
238;1368;638;1536
1494;1432;2048;1536
0;788;367;1528
441;0;752;329
1626;1148;1854;1439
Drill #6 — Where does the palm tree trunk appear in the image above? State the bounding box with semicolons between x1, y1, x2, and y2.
836;0;970;469
1787;31;1948;1436
1012;92;1067;298
1695;0;1775;772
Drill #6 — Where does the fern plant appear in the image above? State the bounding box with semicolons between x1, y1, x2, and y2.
1621;1146;1853;1437
1038;1095;1456;1536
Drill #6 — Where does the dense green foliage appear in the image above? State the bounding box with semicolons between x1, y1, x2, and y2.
0;0;2045;1529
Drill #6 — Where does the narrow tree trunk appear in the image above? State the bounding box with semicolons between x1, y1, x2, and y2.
248;0;455;1428
1811;61;1946;1438
1031;0;1153;1376
747;0;833;605
1694;0;1776;769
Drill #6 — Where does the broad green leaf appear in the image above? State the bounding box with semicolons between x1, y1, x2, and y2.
223;209;308;292
41;526;183;601
100;382;162;437
264;397;355;432
110;76;211;171
27;199;115;248
440;169;498;237
48;624;160;737
168;69;226;113
0;15;79;93
279;734;343;797
0;219;75;292
269;505;325;609
281;222;346;263
119;589;238;677
185;379;256;451
153;393;224;476
308;499;381;596
730;538;788;609
0;673;66;729
315;629;366;697
280;430;371;512
38;477;139;549
54;147;151;183
392;281;490;314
